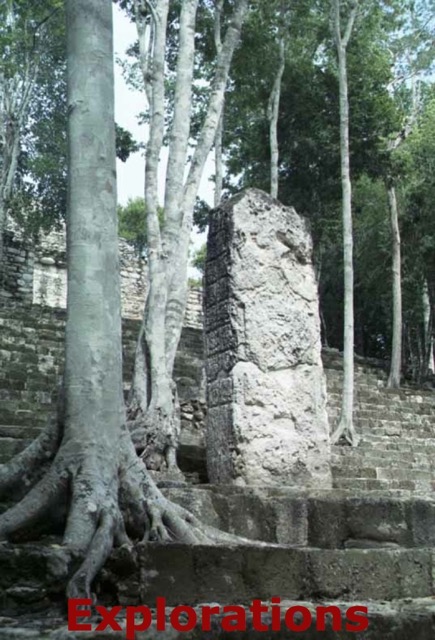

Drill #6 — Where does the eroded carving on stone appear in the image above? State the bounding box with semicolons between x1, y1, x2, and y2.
204;189;331;487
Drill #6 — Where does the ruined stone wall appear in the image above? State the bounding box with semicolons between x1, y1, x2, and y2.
0;230;34;305
32;226;148;318
1;226;203;323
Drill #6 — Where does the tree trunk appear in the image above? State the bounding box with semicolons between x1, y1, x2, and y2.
214;112;224;207
330;0;359;447
422;278;434;376
267;36;285;200
127;0;249;471
0;0;255;601
0;195;5;278
214;0;224;208
0;121;20;275
0;41;37;275
386;184;402;388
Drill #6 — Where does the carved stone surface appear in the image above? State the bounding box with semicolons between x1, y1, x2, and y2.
204;189;331;487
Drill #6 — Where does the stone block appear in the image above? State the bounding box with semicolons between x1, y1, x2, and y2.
204;189;331;487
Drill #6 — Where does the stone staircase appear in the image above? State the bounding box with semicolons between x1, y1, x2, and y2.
0;305;64;463
325;351;435;493
2;306;435;638
1;305;435;493
0;304;208;481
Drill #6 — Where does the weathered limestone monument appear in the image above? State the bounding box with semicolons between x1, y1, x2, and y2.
204;189;331;486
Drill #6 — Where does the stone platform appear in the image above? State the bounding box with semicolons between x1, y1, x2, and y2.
1;305;435;492
2;598;435;639
2;485;435;638
1;305;435;637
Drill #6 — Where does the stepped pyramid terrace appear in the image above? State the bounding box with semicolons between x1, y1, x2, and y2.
1;191;435;638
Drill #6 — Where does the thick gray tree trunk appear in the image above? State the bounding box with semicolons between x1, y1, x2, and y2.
62;0;125;556
128;0;249;471
330;0;359;446
0;0;251;600
386;184;402;388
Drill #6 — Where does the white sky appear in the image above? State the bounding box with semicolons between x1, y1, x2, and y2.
113;4;212;261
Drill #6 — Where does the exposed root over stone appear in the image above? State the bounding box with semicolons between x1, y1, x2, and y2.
0;416;62;501
330;416;360;447
0;421;267;601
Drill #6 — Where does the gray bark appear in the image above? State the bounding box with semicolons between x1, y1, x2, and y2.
0;0;253;600
214;0;224;208
386;184;402;389
0;0;125;598
422;279;434;375
0;34;39;272
330;0;359;447
128;0;249;470
267;36;285;199
62;0;124;553
214;114;224;207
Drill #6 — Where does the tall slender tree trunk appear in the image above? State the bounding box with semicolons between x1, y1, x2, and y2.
214;113;224;207
127;0;249;471
0;124;20;275
422;278;434;375
0;195;5;278
386;183;402;388
214;0;224;208
330;0;359;446
0;51;37;276
268;36;285;199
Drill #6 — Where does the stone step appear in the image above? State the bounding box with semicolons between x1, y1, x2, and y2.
109;545;435;605
332;448;425;463
332;478;418;491
0;325;64;344
0;436;33;463
0;388;55;404
0;542;434;611
3;598;435;639
0;424;44;444
332;457;432;473
332;465;378;479
334;436;435;449
0;407;49;427
333;464;434;484
357;430;435;441
327;384;435;399
351;409;435;422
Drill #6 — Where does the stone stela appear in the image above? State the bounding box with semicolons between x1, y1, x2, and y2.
204;189;332;487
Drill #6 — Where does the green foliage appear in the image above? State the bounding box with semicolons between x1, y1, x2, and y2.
2;1;139;237
117;197;164;253
188;277;203;288
115;123;141;162
192;243;206;275
193;198;211;233
116;0;435;376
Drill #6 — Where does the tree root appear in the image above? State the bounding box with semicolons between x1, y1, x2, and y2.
0;463;66;540
67;505;125;600
0;416;61;500
0;421;272;601
330;416;360;446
